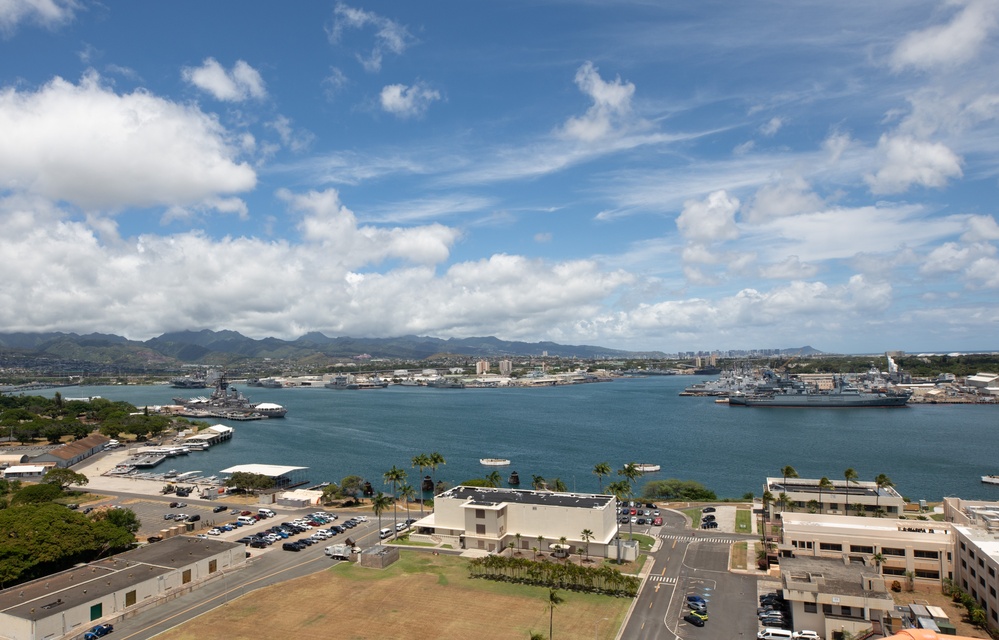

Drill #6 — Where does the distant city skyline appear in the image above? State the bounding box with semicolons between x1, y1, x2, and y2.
1;2;997;354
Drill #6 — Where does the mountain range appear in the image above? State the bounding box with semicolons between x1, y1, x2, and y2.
0;330;664;369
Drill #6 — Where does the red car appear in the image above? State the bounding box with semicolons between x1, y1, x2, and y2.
652;517;663;526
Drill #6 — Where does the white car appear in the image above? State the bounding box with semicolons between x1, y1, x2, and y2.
195;533;209;539
207;528;222;536
792;632;821;640
356;516;367;522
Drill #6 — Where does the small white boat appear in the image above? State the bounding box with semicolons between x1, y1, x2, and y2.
631;463;661;473
480;458;511;466
982;475;999;485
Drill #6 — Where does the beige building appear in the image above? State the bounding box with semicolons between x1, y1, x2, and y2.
476;360;491;375
499;359;513;375
766;477;905;518
780;555;895;638
943;498;999;631
0;536;244;640
780;513;953;588
415;486;620;556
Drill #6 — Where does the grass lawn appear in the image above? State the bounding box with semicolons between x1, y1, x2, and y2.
681;507;701;524
735;509;752;533
389;536;436;547
155;551;631;640
731;542;748;570
620;532;655;551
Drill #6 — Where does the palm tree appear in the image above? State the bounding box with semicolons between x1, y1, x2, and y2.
529;632;546;640
532;474;547;490
412;453;431;517
399;482;415;525
778;492;790;513
607;480;631;564
551;477;567;492
807;499;819;514
874;473;893;515
780;465;798;488
428;451;446;496
593;462;612;493
547;588;564;640
818;477;833;514
384;465;407;534
486;470;502;488
844;467;859;503
514;532;522;554
537;534;545;556
872;552;885;573
371;491;392;533
581;528;593;561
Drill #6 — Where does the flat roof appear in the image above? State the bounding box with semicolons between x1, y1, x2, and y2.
220;464;307;477
779;555;893;601
441;486;613;509
0;537;241;621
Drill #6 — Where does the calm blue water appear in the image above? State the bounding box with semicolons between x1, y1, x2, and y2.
43;376;999;502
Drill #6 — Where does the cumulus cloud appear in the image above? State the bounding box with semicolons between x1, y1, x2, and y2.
758;256;819;280
865;134;963;194
380;81;440;119
743;175;824;224
676;190;741;243
329;2;412;73
559;62;636;142
965;256;999;287
961;214;999;241
891;0;998;71
182;58;266;102
0;0;77;35
0;72;256;210
919;241;996;275
267;115;314;153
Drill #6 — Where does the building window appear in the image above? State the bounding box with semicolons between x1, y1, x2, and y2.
819;542;843;551
990;586;996;598
990;567;996;578
962;560;968;568
992;610;997;622
804;603;817;613
882;547;905;556
475;509;485;519
972;569;977;578
883;567;906;576
829;503;838;511
979;558;985;568
475;524;486;535
851;545;874;554
913;550;939;559
960;541;966;551
209;559;217;573
822;604;833;614
182;569;192;584
841;606;852;617
125;590;136;607
915;569;940;579
980;577;986;588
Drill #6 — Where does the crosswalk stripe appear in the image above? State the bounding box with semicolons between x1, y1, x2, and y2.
647;575;676;583
656;533;738;544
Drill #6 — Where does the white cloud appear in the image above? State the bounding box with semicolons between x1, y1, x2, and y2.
329;2;412;73
743;175;824;224
559;62;636;143
534;232;552;243
891;0;998;72
758;256;819;280
182;58;267;102
267;115;314;153
0;0;77;35
759;116;784;136
961;214;999;241
676;190;740;243
380;82;440;119
965;256;999;287
323;67;349;100
865;134;963;194
919;241;996;274
0;72;256;210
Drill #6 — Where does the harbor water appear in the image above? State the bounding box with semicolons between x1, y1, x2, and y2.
45;376;999;502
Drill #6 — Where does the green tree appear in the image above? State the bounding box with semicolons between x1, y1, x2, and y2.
42;468;89;491
817;477;833;514
485;470;502;488
807;499;819;513
12;483;63;505
224;472;275;494
384;465;407;534
874;473;893;515
547;588;564;640
844;467;859;502
551;477;567;492
778;492;790;513
593;462;612;493
399;482;415;525
581;528;593;561
371;492;393;533
428;451;446;495
532;474;547;490
872;552;884;572
339;475;364;502
411;453;431;517
95;507;141;534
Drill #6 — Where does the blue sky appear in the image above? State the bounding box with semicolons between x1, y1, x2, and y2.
1;1;998;354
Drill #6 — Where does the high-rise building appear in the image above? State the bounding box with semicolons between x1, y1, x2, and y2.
476;360;490;375
499;360;513;375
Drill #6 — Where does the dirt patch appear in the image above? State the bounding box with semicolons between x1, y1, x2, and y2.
155;552;629;640
891;590;990;638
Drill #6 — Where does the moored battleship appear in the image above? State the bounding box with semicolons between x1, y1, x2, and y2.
728;376;910;408
173;373;287;418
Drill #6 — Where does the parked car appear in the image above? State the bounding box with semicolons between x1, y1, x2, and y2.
249;539;268;549
212;505;227;513
169;502;179;508
682;613;705;628
163;513;174;520
701;514;715;522
701;521;718;529
792;632;821;640
702;506;716;513
147;536;163;543
652;517;663;526
175;502;187;508
636;518;646;525
686;594;707;606
187;514;201;522
230;508;241;515
689;601;707;613
282;542;302;551
207;528;222;536
687;610;708;622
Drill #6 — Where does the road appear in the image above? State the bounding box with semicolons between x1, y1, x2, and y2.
620;509;761;640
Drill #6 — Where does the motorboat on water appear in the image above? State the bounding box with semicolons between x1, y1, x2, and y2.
480;458;511;466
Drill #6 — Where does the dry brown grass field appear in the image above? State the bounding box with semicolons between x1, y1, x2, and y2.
155;551;631;640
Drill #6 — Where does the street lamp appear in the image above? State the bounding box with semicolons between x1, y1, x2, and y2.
593;616;609;639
